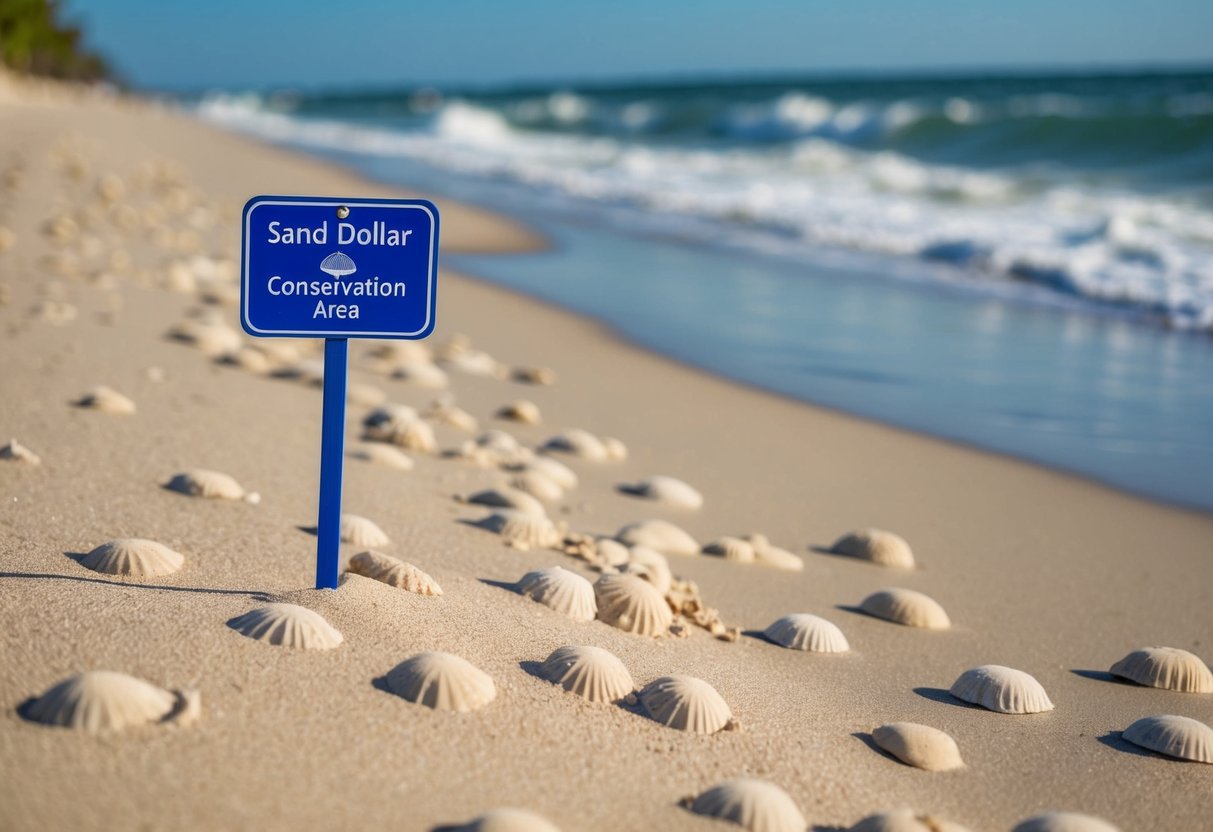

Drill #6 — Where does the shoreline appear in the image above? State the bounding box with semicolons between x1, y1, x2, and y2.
2;88;1211;831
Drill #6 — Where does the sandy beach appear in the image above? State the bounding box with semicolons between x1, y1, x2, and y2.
1;81;1211;831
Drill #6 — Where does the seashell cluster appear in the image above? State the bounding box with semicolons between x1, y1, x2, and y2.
228;603;343;650
539;645;634;703
517;566;597;621
830;528;915;569
165;469;259;503
871;722;964;771
347;551;442;596
620;475;703;510
763;614;850;653
385;651;496;712
594;573;672;636
80;538;184;578
616;519;699;557
340;514;390;547
1121;714;1213;763
1109;647;1212;693
688;778;805;832
26;670;198;733
638;675;733;734
860;588;951;630
949;665;1053;714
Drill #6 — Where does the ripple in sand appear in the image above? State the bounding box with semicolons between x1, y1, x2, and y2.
860;588;951;630
462;487;547;518
539;645;634;703
166;469;259;503
703;536;755;563
743;533;803;571
341;514;390;547
872;722;964;771
386;651;496;712
1121;714;1213;763
619;546;673;595
830;528;915;569
594;573;672;636
347;442;414;471
849;809;971;832
509;470;564;502
228;603;343;650
444;808;561;832
687;778;805;832
763;614;850;653
616;519;699;557
80;538;184;578
347;551;441;596
518;566;597;621
478;511;563;551
1109;647;1212;693
1012;812;1121;832
495;399;541;425
26;670;199;733
638;675;734;734
949;665;1053;714
542;428;609;461
1;438;41;465
75;385;135;414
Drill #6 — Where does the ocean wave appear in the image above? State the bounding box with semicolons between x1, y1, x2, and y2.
197;88;1213;332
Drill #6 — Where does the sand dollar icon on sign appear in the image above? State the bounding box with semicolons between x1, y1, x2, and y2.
320;251;356;279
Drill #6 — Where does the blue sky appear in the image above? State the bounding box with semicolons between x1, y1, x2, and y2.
67;0;1213;91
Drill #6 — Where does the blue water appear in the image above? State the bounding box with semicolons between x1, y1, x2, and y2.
194;69;1213;511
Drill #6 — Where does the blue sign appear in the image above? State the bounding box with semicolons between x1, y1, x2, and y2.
241;195;439;339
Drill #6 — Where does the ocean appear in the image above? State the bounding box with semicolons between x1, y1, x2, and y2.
196;70;1213;511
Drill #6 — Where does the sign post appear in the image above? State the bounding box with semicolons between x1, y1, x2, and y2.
240;196;439;589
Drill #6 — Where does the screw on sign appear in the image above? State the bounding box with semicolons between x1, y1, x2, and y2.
241;196;440;588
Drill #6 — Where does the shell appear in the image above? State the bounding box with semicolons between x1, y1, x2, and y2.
594;573;672;636
381;416;437;452
620;546;673;595
638;675;733;734
518;456;578;489
703;536;756;564
228;603;343;649
75;385;135;414
1109;647;1213;693
860;588;951;630
385;651;496;712
512;366;556;385
949;665;1053;714
427;401;479;432
831;528;915;569
1;438;41;465
849;809;972;832
165;469;256;502
616;519;699;557
509;470;564;502
341;514;390;547
871;722;964;771
347;550;442;596
26;670;192;733
593;538;632;568
166;319;241;355
689;779;806;832
273;359;325;386
80;538;184;578
391;362;449;388
621;475;703;510
457;430;533;467
479;511;563;551
542;428;608;461
453;808;561;832
441;349;504;378
763;614;850;653
495;400;541;425
1121;714;1213;763
602;436;628;461
464;487;547;518
517;566;597;621
347;442;414;471
539;645;634;703
1011;813;1122;832
745;534;804;571
218;346;271;374
362;404;420;441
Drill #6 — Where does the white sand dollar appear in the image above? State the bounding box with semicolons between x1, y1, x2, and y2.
386;651;496;712
745;534;804;571
81;538;184;578
518;566;597;621
362;404;420;441
620;546;672;595
27;671;195;733
616;519;699;557
341;514;390;547
860;588;951;630
347;442;414;471
517;456;578;490
764;614;850;653
1121;714;1213;763
831;528;915;569
593;538;631;568
495;400;541;425
594;573;672;636
1109;647;1213;693
455;808;561;832
479;511;562;551
872;722;964;771
347;551;442;596
76;385;135;414
166;469;257;502
1;438;41;465
849;809;971;832
509;470;564;502
689;778;805;832
703;536;756;563
621;475;703;509
427;401;478;432
464;487;547;518
539;645;634;703
950;665;1053;714
542;428;608;461
639;675;733;734
228;603;343;650
1012;812;1122;832
512;366;556;385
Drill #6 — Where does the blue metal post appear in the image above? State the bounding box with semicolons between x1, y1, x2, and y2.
315;337;349;589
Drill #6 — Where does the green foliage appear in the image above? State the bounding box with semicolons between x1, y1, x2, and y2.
0;0;111;81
